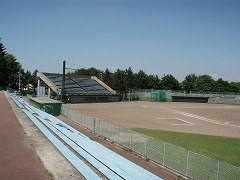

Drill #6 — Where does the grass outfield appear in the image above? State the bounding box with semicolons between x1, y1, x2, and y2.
132;128;240;167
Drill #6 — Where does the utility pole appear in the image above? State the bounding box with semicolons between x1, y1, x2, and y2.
19;71;21;91
61;60;66;102
125;69;128;101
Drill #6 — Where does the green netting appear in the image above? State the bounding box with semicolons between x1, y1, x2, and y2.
151;91;167;102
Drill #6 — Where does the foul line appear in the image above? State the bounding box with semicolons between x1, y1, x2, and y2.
171;110;240;128
156;118;193;126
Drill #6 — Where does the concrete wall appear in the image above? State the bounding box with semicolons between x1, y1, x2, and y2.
209;96;240;104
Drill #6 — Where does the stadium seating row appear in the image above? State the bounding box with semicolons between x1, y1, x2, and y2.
47;75;111;95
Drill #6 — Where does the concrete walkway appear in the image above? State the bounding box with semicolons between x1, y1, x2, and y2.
0;92;48;180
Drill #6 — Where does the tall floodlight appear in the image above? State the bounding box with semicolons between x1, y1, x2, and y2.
61;60;66;102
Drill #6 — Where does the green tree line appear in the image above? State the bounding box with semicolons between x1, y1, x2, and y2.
0;39;38;91
73;68;240;94
1;39;240;94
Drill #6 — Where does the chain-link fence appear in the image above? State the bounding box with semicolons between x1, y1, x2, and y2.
128;89;240;104
61;106;240;180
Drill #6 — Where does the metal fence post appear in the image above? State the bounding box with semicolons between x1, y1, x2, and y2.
107;123;109;139
186;151;190;177
86;116;88;129
145;90;147;101
118;127;120;143
217;160;220;180
130;130;132;148
163;142;166;166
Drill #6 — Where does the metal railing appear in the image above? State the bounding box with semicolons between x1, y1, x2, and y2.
61;106;240;180
0;86;17;93
128;89;240;104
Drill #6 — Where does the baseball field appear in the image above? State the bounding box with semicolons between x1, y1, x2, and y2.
64;101;240;166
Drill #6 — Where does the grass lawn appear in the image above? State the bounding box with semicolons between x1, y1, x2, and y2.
132;128;240;167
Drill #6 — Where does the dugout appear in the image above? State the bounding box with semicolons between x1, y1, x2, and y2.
171;96;209;103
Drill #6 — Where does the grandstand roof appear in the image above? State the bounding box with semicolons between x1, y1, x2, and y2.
43;73;114;95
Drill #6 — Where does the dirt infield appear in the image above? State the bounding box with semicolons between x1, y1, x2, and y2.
64;101;240;138
0;92;48;180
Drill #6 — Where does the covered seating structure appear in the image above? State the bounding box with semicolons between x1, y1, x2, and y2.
37;72;120;103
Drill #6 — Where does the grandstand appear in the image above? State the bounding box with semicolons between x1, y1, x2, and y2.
37;72;121;103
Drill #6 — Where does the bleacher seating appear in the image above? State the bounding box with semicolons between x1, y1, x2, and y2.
46;74;111;95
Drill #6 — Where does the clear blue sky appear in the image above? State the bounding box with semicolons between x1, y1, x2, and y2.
1;0;240;82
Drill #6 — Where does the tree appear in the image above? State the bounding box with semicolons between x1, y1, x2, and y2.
195;75;216;92
31;69;38;89
0;38;7;57
182;74;197;93
112;69;125;92
0;40;21;89
216;78;231;92
162;74;179;90
0;54;21;88
22;70;32;87
126;67;135;89
229;82;240;93
55;61;240;94
103;68;112;87
74;67;101;76
0;39;8;86
135;70;148;89
147;75;162;89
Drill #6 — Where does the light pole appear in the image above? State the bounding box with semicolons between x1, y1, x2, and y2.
125;69;128;101
19;71;21;91
61;60;66;102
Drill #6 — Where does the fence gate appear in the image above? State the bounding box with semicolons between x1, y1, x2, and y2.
151;91;166;102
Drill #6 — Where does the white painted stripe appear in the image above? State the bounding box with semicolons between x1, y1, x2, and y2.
156;117;193;125
171;124;193;126
172;110;240;128
174;118;193;125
